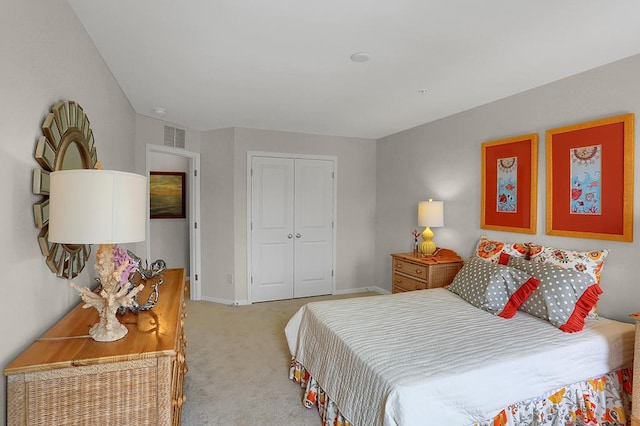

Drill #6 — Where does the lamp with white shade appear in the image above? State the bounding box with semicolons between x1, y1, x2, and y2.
49;169;147;342
417;199;444;256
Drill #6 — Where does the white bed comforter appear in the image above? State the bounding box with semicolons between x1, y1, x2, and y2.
284;289;635;426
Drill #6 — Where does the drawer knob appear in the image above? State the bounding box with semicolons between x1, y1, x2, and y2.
415;285;420;290
415;269;422;274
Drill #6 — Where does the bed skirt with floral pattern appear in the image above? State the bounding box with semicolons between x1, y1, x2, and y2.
289;358;632;426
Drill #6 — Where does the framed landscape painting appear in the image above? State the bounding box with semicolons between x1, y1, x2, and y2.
546;113;634;241
150;171;186;219
481;133;538;234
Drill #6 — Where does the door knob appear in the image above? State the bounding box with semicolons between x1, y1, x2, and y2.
296;233;302;238
287;234;293;239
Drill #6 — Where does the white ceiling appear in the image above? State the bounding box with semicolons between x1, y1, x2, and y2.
68;0;640;139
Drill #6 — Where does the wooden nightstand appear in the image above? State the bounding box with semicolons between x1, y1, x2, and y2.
391;249;463;293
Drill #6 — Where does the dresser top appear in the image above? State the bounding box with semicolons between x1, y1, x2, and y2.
392;248;463;265
4;268;185;375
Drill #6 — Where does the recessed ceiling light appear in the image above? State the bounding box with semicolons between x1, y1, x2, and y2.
153;107;167;115
350;52;371;63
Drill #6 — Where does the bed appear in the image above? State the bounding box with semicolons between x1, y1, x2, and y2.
284;238;635;426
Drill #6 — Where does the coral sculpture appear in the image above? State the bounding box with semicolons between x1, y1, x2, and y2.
70;244;144;342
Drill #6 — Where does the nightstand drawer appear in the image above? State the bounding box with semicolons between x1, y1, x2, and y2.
393;258;427;280
393;274;427;292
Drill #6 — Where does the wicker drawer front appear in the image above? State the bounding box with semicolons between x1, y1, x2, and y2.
17;361;160;426
393;259;427;280
393;274;427;292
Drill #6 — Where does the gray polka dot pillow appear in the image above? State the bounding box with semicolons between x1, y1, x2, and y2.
447;256;539;318
503;254;602;332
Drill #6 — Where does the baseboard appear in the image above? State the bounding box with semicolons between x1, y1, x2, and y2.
199;289;386;306
334;286;389;295
200;295;251;306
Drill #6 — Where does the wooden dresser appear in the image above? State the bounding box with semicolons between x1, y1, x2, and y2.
391;249;463;293
4;268;187;426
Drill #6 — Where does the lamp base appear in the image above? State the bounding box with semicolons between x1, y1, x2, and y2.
70;244;143;342
419;226;437;256
89;319;128;342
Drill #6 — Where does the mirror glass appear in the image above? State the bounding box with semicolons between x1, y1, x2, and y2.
32;101;98;279
61;141;83;170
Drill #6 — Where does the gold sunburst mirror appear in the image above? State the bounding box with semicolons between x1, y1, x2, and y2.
32;101;98;278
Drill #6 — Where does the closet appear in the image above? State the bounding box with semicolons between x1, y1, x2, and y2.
250;155;335;302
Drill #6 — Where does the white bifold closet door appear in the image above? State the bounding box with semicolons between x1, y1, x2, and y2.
250;156;334;302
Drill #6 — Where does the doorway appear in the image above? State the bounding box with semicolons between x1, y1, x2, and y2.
247;152;336;303
146;144;202;300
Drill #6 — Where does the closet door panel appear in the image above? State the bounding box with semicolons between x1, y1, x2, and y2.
250;157;294;302
293;159;334;298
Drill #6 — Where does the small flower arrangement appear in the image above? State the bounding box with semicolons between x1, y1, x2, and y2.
412;229;420;252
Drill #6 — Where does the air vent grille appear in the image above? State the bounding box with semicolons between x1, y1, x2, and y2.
164;125;186;149
175;128;185;148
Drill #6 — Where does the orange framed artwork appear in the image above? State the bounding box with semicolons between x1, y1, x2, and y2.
481;134;538;234
546;113;634;241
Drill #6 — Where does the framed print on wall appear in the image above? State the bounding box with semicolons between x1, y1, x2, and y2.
150;171;186;219
546;113;634;242
481;133;538;234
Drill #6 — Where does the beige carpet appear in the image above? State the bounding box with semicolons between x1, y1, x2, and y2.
181;292;378;425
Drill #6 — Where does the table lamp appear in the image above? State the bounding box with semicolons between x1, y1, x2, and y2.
48;169;147;342
417;199;444;256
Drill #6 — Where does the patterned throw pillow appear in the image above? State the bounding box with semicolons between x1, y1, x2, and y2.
528;245;609;318
503;254;602;333
474;236;529;264
447;257;539;318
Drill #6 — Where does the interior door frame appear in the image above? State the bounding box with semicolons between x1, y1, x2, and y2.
146;144;202;301
246;151;337;303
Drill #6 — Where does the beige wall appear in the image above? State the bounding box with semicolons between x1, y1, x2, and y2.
376;53;640;322
0;0;137;420
200;127;236;302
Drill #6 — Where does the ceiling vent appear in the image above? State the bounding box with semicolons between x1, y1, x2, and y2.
164;125;186;149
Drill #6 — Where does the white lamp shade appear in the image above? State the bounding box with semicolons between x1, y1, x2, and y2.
49;169;147;244
418;200;444;227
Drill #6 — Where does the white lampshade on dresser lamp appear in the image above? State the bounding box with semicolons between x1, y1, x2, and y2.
48;169;147;342
417;199;444;256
